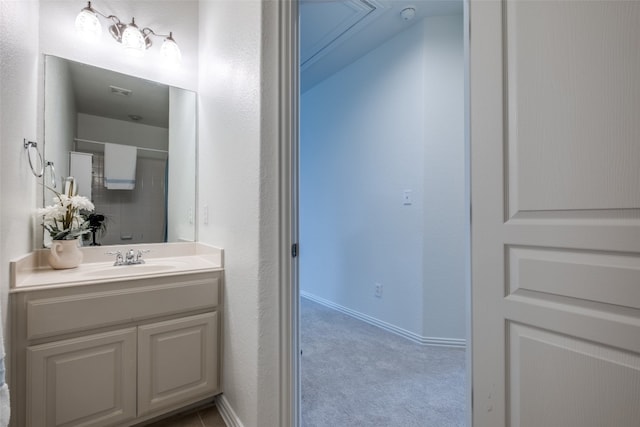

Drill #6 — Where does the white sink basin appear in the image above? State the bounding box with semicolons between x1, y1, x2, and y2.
82;263;180;277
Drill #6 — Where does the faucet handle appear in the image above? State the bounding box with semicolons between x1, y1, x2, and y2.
106;250;124;265
136;249;150;263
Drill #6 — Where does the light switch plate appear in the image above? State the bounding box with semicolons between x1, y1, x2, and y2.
403;190;413;205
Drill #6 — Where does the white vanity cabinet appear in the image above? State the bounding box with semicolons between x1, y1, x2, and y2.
10;268;223;427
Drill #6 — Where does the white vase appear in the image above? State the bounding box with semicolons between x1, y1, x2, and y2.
48;238;83;269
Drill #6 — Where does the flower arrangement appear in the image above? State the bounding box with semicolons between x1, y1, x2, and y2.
37;178;95;240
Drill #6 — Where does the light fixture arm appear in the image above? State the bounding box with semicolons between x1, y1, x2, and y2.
141;28;172;39
81;2;120;24
141;28;177;47
107;16;126;42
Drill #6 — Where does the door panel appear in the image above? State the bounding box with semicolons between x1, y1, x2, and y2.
505;1;640;214
137;312;219;416
27;328;137;427
471;1;640;426
508;246;640;309
509;323;640;427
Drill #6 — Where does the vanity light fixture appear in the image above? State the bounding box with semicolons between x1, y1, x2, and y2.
74;1;182;64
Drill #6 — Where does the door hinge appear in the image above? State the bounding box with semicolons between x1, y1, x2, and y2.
291;243;298;258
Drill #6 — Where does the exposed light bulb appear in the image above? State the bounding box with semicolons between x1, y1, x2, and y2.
121;18;146;56
161;33;182;65
75;4;102;41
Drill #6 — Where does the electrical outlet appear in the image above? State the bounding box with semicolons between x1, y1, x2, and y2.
375;283;383;298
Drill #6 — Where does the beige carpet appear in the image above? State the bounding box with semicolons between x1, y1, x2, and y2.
301;298;466;427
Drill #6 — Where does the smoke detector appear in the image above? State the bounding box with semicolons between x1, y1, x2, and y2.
400;7;416;21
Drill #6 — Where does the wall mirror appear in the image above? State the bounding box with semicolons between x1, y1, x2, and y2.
42;55;197;247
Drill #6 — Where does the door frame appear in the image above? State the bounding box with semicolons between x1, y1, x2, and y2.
277;1;472;426
277;0;301;426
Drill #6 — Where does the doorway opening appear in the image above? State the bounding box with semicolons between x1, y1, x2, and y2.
295;1;471;425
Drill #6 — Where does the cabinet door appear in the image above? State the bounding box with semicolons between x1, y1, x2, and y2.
137;312;219;416
27;328;137;427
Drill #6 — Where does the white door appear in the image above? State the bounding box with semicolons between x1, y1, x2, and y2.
470;1;640;427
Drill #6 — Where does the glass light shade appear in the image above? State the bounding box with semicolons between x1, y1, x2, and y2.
75;9;102;41
161;37;182;65
121;22;146;56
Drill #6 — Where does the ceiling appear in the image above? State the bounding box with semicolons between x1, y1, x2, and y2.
67;60;170;128
64;1;463;119
300;0;463;92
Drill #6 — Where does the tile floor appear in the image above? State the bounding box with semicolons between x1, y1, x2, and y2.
141;403;226;427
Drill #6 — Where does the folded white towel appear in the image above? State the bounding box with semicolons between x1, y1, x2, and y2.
104;143;137;190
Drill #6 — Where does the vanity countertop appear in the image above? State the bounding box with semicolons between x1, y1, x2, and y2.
10;242;223;292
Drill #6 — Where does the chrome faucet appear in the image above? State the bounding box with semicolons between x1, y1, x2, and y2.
125;249;136;264
106;249;150;266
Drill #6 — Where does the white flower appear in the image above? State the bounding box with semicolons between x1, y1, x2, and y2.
55;194;71;208
36;204;64;220
36;184;95;240
70;195;95;211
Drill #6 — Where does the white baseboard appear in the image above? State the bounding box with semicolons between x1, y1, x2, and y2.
301;291;466;348
215;394;245;427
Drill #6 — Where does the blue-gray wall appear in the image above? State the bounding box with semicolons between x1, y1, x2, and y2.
301;14;465;342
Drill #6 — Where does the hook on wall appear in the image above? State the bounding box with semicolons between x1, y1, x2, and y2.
24;139;44;178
